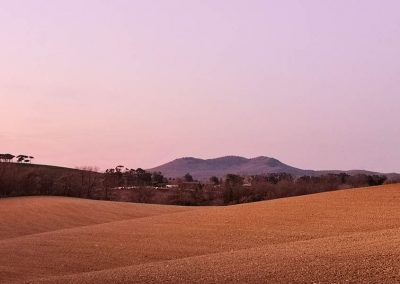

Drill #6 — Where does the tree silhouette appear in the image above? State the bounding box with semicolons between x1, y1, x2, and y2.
152;172;166;186
209;176;219;185
16;155;27;163
16;155;34;163
184;173;194;182
0;154;15;162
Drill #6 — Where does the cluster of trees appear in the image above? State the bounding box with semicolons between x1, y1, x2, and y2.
104;166;167;187
102;166;167;200
0;153;34;163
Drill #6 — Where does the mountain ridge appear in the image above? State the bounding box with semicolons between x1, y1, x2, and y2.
148;155;400;181
148;156;315;180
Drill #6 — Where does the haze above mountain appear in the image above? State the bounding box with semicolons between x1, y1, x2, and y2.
149;156;398;181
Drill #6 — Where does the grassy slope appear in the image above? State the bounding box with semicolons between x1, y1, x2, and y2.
0;184;399;283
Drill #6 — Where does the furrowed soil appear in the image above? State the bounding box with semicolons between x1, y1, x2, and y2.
0;184;399;283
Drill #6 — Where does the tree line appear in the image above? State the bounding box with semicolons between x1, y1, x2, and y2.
162;172;389;206
0;160;393;206
219;172;388;205
0;163;167;199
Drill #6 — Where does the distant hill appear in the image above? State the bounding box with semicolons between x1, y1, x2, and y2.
148;156;316;180
148;156;400;181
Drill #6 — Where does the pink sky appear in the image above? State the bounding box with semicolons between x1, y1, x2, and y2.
1;0;400;172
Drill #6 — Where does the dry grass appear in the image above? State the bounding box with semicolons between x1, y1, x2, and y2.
0;184;399;283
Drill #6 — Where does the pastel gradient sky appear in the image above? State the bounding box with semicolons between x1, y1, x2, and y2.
1;0;400;172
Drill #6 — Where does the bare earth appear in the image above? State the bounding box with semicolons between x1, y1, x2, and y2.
0;184;399;283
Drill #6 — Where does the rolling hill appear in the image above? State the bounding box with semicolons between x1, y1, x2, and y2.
148;155;399;181
0;184;399;283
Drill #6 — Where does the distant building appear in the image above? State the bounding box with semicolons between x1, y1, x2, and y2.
166;184;179;189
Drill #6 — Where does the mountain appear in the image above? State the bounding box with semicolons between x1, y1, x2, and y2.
148;156;316;180
148;156;400;181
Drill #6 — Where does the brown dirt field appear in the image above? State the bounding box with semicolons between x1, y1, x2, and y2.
1;184;400;283
0;196;194;240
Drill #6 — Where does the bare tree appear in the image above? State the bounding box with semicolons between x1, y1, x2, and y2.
76;166;100;198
